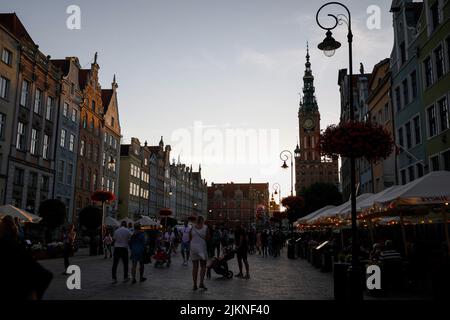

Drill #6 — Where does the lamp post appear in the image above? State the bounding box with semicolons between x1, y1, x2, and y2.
316;2;361;300
280;150;294;196
273;183;281;206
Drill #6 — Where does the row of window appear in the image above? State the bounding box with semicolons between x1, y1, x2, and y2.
129;182;141;198
1;48;12;66
16;122;51;159
78;166;98;192
18;80;55;121
104;132;118;149
426;95;449;138
423;38;450;89
400;150;450;185
79;139;100;162
102;177;116;193
13;168;50;192
130;164;141;178
60;129;76;152
102;153;117;172
62;102;78;123
57;160;74;186
394;70;418;112
398;115;422;151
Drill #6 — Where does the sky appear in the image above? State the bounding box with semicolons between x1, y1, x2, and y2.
1;0;394;199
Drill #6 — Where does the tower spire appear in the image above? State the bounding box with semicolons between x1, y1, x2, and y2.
299;42;318;113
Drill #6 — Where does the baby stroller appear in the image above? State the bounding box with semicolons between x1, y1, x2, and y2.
207;248;236;279
153;244;171;268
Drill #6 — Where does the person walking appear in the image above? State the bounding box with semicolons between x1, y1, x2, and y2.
190;216;209;291
103;231;113;259
62;224;76;275
112;221;131;284
235;225;250;279
261;230;268;257
180;221;191;266
256;231;262;255
129;224;147;284
212;228;222;258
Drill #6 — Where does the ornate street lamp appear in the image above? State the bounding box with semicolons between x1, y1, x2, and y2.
316;2;362;300
273;183;281;206
280;150;294;196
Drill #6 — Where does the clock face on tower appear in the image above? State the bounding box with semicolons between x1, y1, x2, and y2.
303;118;315;130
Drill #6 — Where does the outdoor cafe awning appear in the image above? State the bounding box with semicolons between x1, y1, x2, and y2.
373;171;450;208
297;205;336;224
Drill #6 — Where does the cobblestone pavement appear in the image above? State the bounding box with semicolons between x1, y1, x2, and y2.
39;248;334;300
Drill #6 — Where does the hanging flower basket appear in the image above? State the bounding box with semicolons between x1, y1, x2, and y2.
91;190;116;203
319;121;394;161
159;208;172;216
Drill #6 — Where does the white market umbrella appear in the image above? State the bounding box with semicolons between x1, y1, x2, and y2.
136;215;159;227
104;216;120;227
0;204;42;223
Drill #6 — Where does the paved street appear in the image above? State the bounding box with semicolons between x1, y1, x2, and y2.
39;248;333;300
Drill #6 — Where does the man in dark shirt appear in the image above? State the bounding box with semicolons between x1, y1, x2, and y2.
235;226;250;279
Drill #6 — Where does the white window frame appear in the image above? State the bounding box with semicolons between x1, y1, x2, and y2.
1;48;12;65
60;129;66;148
63;102;69;117
30;128;38;155
43;135;50;159
46;96;53;120
20;80;29;107
16;122;25;150
69;134;75;152
0;76;9;99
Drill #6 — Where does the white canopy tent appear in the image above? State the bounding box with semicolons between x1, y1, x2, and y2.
0;204;42;223
136;216;160;227
373;171;450;208
296;205;336;225
307;201;350;224
104;216;120;227
336;193;374;218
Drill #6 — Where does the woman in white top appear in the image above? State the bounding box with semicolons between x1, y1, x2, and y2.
189;216;209;291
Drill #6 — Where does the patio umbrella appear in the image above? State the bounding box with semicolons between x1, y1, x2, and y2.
0;205;42;223
136;216;159;227
104;216;120;227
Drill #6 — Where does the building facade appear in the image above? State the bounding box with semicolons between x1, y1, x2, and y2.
51;57;82;222
390;0;428;186
367;58;397;193
295;46;339;195
417;0;450;172
101;75;121;216
118;138;149;219
73;54;104;222
207;182;269;228
338;68;373;199
169;161;207;221
0;14;21;205
2;14;59;213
